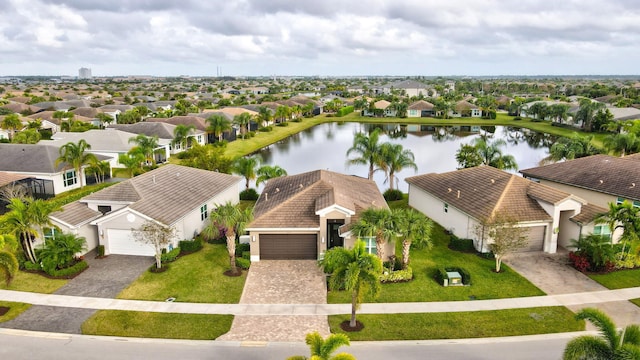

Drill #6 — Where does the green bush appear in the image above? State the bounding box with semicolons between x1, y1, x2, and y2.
449;237;475;252
46;260;88;278
235;243;250;257
97;245;105;257
258;126;273;132
23;260;42;271
179;239;203;253
236;257;251;270
161;247;181;263
383;189;404;201
435;268;448;285
276;122;289;127
242;251;251;260
457;267;472;285
380;266;413;283
336;106;354;117
240;188;259;201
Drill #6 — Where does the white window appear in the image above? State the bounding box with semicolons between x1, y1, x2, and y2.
594;225;611;239
616;197;625;205
43;227;61;242
63;170;77;187
197;135;202;143
362;237;377;255
200;204;208;221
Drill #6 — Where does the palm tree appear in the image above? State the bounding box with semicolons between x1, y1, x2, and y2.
128;134;160;165
55;139;98;189
2;197;59;263
349;208;396;261
595;201;640;259
256;106;272;127
0;234;19;286
563;308;640;360
86;158;110;183
378;143;417;190
455;144;483;169
395;208;433;269
233;113;252;139
1;114;22;141
457;138;518;170
118;152;145;178
275;105;290;123
433;98;452;119
544;134;600;163
320;239;382;329
287;332;355;360
206;114;231;142
232;155;262;190
575;99;606;131
171;124;195;150
38;232;87;275
346;128;382;180
548;103;571;124
202;202;253;276
526;102;548;120
604;133;640;157
255;165;287;186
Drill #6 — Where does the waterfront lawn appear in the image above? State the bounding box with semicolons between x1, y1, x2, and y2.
327;223;544;304
0;301;32;323
116;243;245;303
82;311;232;340
329;307;583;341
0;270;67;293
588;268;640;289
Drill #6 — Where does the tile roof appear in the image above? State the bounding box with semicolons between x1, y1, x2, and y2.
109;122;203;140
0;144;66;173
42;129;154;152
51;201;102;227
520;154;640;201
406;166;563;222
571;203;608;225
250;170;387;229
82;164;241;225
146;116;208;132
0;172;30;187
408;100;434;111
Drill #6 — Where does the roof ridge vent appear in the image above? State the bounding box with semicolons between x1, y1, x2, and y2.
490;179;495;184
447;188;452;193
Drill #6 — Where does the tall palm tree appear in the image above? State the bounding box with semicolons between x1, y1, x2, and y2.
595;201;640;258
604;133;640;157
202;201;253;276
395;208;433;269
86;158;110;184
320;239;382;329
548;103;571;124
576;99;606;131
55;139;98;189
206;114;231;142
171;124;195;150
255;165;288;186
256;106;272;127
275;105;290;123
1;114;22;141
233;113;252;139
544;134;600;163
563;308;640;360
349;208;396;261
346;128;382;181
0;234;19;286
378;143;417;190
2;197;59;263
232;155;262;190
472;138;518;170
118;152;145;178
128;134;160;165
287;332;355;360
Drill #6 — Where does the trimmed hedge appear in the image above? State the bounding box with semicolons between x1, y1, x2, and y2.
383;189;404;201
179;238;203;253
240;188;259;201
235;243;250;257
236;257;251;270
161;247;181;263
380;266;413;283
242;251;251;260
449;237;475;252
46;260;88;278
336;106;354;117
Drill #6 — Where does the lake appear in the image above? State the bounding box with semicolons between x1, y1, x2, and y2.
256;123;555;192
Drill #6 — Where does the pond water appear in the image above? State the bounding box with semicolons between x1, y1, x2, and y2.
255;123;556;192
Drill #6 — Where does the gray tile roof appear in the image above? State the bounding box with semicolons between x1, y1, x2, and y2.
41;129;145;152
0;144;66;173
83;164;241;225
109;122;205;140
250;170;387;229
51;201;102;227
520;154;640;201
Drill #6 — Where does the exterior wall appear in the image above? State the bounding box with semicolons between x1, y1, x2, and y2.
318;209;350;256
49;219;99;256
471;109;482;117
534;197;582;253
407;109;420;118
536;180;617;208
558;211;581;249
91;150;124;169
95;209;155;255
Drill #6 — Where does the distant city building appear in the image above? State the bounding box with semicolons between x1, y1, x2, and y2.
78;67;92;79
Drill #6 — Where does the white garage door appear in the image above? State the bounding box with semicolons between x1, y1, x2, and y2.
107;229;155;256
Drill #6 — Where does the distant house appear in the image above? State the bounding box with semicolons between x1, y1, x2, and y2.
383;80;432;97
362;100;395;117
407;100;435;118
108;122;206;154
450;100;481;118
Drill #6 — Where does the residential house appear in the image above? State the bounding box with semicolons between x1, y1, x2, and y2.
383;80;432;97
407;166;606;254
407;100;435;118
362;100;395;117
450;100;481;118
246;170;391;262
49;164;242;256
108;122;206;154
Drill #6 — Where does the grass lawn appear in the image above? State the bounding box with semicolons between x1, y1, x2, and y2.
329;307;584;341
0;270;67;293
82;310;233;340
588;268;640;289
0;301;32;323
327;223;544;304
116;242;246;303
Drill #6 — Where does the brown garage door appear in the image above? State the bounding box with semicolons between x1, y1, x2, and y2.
260;234;317;260
517;226;546;252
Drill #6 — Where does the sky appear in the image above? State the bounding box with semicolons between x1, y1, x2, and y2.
1;0;638;77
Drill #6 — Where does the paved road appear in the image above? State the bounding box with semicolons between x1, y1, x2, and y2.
0;328;577;360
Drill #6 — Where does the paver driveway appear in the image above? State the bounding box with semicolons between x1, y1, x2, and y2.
1;251;153;334
218;260;330;342
505;250;640;328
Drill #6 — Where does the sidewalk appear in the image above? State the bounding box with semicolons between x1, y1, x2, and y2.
2;287;640;315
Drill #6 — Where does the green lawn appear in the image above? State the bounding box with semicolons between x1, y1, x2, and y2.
0;271;68;293
116;243;246;303
82;310;233;340
328;224;544;304
0;301;32;323
588;268;640;289
329;307;584;341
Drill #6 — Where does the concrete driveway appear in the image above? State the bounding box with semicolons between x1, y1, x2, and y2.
1;251;153;334
505;251;640;328
218;260;330;342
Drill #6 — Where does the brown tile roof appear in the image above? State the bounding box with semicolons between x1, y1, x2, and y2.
51;201;102;227
146;116;208;132
374;100;391;110
250;170;387;229
406;166;557;222
455;100;478;111
82;164;241;225
520;154;640;201
0;172;30;187
571;203;608;225
408;100;434;111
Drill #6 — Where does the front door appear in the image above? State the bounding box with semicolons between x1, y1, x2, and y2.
327;220;344;249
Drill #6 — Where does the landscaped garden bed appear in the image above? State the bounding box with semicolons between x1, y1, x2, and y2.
0;301;31;323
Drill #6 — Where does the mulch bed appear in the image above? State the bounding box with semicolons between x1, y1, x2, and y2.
223;269;243;277
0;306;10;316
149;265;169;273
340;320;364;332
22;264;89;280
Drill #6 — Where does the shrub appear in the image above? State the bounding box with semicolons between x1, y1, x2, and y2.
235;243;250;257
435;267;448;285
449;237;475;252
247;131;256;138
614;253;640;269
457;267;472;285
513;116;522;121
569;252;590;273
161;247;181;264
570;235;616;272
46;260;88;278
23;260;42;271
236;257;251;270
276;122;289;127
383;189;404;201
242;251;251;260
97;245;105;257
259;126;273;132
380;266;412;283
179;239;203;253
240;188;259;201
336;106;354;117
39;233;87;274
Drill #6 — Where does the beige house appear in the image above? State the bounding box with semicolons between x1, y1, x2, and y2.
246;170;391;262
407;166;606;253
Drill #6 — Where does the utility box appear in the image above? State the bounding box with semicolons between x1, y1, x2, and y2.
446;271;462;286
239;235;250;244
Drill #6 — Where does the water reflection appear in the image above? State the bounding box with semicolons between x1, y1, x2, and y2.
255;123;555;192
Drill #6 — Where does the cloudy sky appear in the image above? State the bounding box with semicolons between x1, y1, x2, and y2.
1;0;638;77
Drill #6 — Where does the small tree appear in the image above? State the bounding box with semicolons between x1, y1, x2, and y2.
475;212;527;272
202;202;253;276
131;221;177;269
0;234;19;286
287;332;355;360
39;232;87;274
